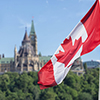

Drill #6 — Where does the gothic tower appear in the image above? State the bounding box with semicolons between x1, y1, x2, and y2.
13;28;43;72
29;20;38;56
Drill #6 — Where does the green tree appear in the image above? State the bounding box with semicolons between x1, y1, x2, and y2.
16;72;33;91
0;90;6;100
16;90;25;100
6;92;18;100
40;90;57;100
28;71;38;85
83;63;88;74
64;85;78;99
38;52;42;56
28;85;40;100
0;68;98;100
0;74;10;91
64;72;81;91
24;93;33;100
78;92;93;100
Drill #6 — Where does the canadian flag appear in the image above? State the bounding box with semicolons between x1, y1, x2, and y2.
38;0;100;89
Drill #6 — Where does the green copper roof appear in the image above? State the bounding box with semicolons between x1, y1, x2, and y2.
0;56;51;64
30;20;35;35
39;56;51;63
0;58;14;64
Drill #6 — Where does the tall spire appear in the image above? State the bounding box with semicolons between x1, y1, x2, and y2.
30;20;35;35
29;20;38;55
22;28;30;45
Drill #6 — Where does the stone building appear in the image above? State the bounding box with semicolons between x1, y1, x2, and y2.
11;32;43;72
83;60;100;69
0;56;14;73
71;57;85;75
0;20;84;75
11;20;44;72
0;20;44;73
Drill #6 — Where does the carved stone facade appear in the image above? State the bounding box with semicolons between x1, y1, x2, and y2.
11;21;44;72
0;20;84;74
71;57;85;75
0;20;48;73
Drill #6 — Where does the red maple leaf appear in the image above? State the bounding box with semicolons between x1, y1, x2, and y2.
55;36;82;67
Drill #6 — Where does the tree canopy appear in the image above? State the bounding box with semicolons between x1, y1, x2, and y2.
0;68;99;100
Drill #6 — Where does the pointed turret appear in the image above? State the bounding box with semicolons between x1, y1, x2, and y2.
14;45;17;58
14;45;17;53
30;20;35;35
22;28;30;45
23;32;30;41
14;45;18;71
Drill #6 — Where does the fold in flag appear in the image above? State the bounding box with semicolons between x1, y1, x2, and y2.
38;0;100;89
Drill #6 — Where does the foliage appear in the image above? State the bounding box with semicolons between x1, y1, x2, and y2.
0;68;98;100
78;92;93;100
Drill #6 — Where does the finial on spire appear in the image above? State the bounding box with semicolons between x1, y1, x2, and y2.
25;27;27;33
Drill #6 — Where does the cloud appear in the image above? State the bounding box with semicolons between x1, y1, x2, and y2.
59;0;64;1
63;7;67;10
19;23;31;29
78;0;83;2
18;18;31;28
76;12;85;17
46;0;48;4
96;60;100;62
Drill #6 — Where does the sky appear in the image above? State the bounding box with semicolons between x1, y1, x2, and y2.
0;0;99;62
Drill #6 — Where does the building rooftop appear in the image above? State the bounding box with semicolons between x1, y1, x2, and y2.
0;56;51;64
83;60;100;68
0;58;14;64
39;56;51;63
